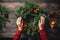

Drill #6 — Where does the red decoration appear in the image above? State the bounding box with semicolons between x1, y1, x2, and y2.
34;9;39;14
23;24;27;28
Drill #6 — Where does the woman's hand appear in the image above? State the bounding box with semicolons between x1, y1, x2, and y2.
38;16;45;30
16;17;23;31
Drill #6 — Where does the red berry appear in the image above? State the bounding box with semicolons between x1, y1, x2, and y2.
34;9;39;14
23;24;27;28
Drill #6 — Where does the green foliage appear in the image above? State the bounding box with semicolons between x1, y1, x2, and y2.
0;6;10;14
57;19;60;27
0;5;10;30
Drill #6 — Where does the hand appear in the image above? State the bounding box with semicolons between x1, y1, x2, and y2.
16;17;23;31
38;16;45;30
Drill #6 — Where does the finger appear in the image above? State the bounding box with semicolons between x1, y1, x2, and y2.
41;16;45;23
16;18;20;25
16;17;22;25
42;17;45;23
38;20;41;24
40;16;42;23
19;17;22;23
40;16;43;23
22;20;23;26
39;20;40;23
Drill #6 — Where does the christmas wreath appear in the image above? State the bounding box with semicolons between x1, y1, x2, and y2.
16;2;47;36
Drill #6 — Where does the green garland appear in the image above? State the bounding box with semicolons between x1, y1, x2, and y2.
0;5;10;30
16;2;47;36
